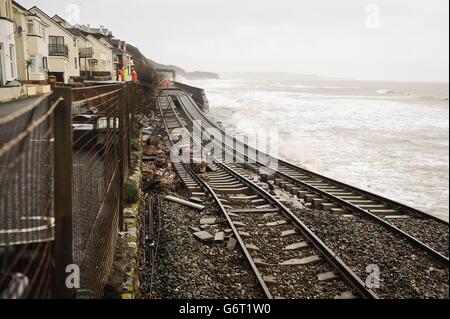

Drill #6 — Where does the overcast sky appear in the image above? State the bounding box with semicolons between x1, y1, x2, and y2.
19;0;449;82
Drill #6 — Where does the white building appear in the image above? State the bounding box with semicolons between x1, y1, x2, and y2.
29;6;80;83
85;34;113;75
0;0;18;86
12;1;49;82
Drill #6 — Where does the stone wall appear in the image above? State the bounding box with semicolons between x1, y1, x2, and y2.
174;81;209;112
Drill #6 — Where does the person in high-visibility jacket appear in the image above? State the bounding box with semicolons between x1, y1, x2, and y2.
131;68;138;81
124;67;129;82
119;67;124;81
160;79;170;88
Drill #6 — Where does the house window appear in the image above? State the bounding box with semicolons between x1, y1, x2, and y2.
49;36;65;55
5;0;11;18
9;45;15;78
27;20;34;34
74;58;77;69
43;57;48;70
36;22;42;36
49;36;64;46
37;55;44;73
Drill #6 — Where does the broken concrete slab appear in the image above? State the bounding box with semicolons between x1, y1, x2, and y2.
318;271;338;281
266;220;287;227
189;226;202;233
279;255;321;266
280;229;297;237
227;237;237;250
193;231;214;242
283;242;309;251
335;291;357;299
214;232;225;241
200;217;217;225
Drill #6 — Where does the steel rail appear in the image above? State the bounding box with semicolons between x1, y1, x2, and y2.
174;90;449;263
178;89;448;224
214;159;379;299
157;94;274;298
267;168;449;263
159;92;379;299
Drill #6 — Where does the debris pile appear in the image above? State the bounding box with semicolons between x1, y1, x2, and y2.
190;215;236;248
141;133;177;192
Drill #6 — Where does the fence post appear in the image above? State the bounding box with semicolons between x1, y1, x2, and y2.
118;85;126;231
127;84;132;171
52;87;74;299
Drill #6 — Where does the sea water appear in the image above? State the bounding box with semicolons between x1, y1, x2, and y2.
184;75;449;221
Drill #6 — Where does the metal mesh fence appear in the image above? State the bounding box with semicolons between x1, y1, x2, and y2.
70;85;122;298
0;82;155;299
69;82;155;298
0;94;58;298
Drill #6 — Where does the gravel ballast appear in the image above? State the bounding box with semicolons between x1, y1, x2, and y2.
289;206;449;299
140;194;264;299
386;217;449;257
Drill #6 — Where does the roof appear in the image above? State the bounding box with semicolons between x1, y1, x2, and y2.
85;34;113;52
29;6;77;39
66;28;86;38
12;0;28;12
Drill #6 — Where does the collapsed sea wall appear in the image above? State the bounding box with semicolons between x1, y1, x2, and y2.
174;81;209;112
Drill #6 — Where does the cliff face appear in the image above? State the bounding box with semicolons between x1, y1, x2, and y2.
148;58;187;77
126;45;158;84
147;59;219;80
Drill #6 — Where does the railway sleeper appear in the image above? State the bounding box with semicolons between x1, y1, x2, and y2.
211;187;253;195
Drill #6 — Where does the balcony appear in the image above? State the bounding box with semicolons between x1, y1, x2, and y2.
79;47;94;58
48;44;69;57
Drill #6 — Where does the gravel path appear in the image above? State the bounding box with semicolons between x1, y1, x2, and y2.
141;193;264;299
289;206;449;299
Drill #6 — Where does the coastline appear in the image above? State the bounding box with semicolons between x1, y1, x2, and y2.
185;77;449;222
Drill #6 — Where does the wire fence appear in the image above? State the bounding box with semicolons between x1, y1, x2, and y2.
0;82;156;299
0;94;57;298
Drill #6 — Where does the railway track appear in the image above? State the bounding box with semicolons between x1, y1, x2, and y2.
157;93;379;299
168;89;449;262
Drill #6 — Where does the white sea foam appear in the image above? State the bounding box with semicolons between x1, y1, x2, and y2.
185;78;450;221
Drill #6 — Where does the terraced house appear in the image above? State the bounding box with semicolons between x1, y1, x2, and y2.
29;6;79;83
12;1;49;83
0;0;17;86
